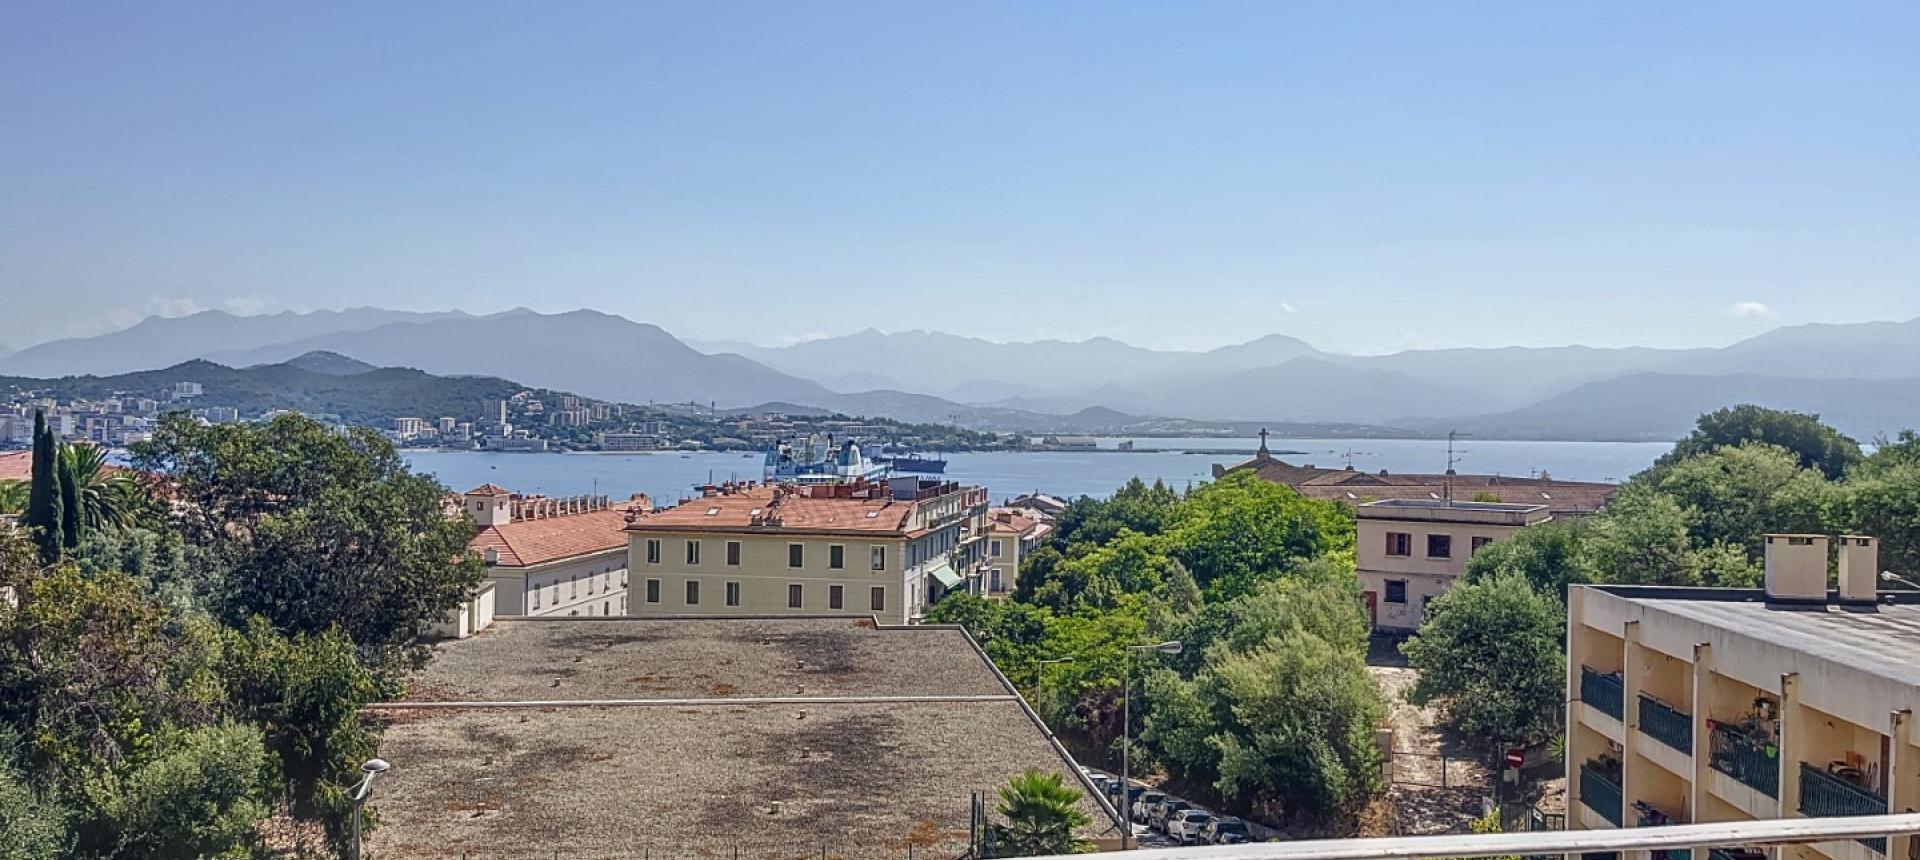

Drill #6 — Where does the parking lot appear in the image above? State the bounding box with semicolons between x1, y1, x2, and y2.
1080;767;1283;847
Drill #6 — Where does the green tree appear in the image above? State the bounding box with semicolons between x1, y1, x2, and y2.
22;412;63;565
1164;471;1352;599
1463;520;1592;601
0;480;26;516
1644;443;1833;558
1843;433;1920;579
75;722;270;860
59;442;147;534
1402;573;1565;746
990;768;1091;857
0;761;68;860
1207;629;1385;816
1656;405;1863;480
134;413;485;656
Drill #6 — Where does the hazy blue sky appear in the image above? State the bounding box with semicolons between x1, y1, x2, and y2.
3;2;1915;353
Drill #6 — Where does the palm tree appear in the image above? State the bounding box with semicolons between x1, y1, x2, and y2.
58;441;144;533
0;479;25;515
991;768;1092;857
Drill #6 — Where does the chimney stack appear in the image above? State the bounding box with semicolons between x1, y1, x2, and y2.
1837;535;1880;604
1764;534;1829;602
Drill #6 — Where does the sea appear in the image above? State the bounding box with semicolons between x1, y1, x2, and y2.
402;436;1670;506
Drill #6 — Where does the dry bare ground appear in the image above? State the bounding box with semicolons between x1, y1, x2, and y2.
1363;638;1495;837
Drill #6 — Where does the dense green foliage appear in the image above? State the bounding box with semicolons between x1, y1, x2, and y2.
989;768;1092;857
1656;404;1863;479
1402;574;1565;745
937;472;1380;826
134;413;486;654
23;411;63;564
0;412;482;858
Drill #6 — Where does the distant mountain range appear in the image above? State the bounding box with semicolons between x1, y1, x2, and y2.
6;308;1919;440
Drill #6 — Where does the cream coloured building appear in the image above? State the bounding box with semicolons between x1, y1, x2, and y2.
1566;533;1917;860
624;477;988;624
447;484;645;637
982;507;1053;598
1355;498;1551;630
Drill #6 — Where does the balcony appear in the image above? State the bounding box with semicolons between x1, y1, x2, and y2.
1583;667;1625;721
1640;694;1694;755
1709;723;1779;799
1799;763;1888;853
1581;761;1625;827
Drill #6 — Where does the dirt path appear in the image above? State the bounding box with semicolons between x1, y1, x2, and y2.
1363;639;1496;837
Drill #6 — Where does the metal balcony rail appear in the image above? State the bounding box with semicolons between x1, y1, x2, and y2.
1581;762;1625;827
1016;812;1920;860
1640;694;1694;755
1801;763;1890;853
1709;723;1780;798
1582;666;1625;720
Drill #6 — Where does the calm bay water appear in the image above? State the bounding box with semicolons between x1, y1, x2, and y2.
402;437;1669;505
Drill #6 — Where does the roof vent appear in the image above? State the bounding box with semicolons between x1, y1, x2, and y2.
1838;535;1880;605
1764;533;1829;602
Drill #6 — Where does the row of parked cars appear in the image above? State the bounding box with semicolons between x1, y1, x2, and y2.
1080;769;1253;845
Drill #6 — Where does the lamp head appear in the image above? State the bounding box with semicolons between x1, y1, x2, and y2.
362;758;392;775
1153;641;1183;655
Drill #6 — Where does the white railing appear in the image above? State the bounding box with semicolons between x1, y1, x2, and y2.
1034;813;1920;860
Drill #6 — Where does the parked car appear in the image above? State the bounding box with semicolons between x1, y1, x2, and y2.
1110;783;1146;809
1149;799;1192;832
1130;792;1166;823
1086;773;1111;794
1169;809;1215;845
1203;817;1252;844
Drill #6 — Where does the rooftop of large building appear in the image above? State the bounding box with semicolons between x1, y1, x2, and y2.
628;478;978;538
1227;450;1619;515
364;618;1121;859
1581;584;1920;691
1357;497;1553;525
463;486;648;568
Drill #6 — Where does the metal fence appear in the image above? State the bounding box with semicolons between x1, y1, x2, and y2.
1388;749;1481;789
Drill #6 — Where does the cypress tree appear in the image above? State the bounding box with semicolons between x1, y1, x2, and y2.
58;441;82;549
24;411;64;564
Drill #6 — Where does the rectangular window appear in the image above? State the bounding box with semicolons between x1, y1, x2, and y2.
1471;536;1494;553
1385;532;1412;557
570;575;578;599
787;583;803;609
686;540;701;565
829;545;845;570
990;568;1003;592
1426;534;1452;559
726;540;741;566
830;584;844;610
871;546;886;571
685;580;700;605
645;539;661;565
1385;580;1408;604
725;581;741;607
530;584;541;610
645;578;661;604
870;586;885;612
788;543;804;568
990;539;1002;558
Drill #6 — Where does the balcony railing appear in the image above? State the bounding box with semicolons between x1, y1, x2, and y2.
1800;763;1888;853
1640;694;1694;755
1583;667;1625;721
1581;763;1625;827
1708;723;1779;799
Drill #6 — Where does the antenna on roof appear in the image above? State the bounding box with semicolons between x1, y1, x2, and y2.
1445;430;1472;504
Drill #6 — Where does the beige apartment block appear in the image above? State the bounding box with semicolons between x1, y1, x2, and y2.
982;506;1053;598
625;477;987;625
1355;498;1551;630
1566;534;1916;860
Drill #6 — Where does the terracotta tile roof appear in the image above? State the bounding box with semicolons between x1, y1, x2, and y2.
628;484;921;537
1230;456;1618;516
470;508;632;568
465;483;513;497
0;451;29;483
986;508;1038;535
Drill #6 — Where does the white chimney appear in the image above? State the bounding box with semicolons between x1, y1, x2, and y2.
1837;535;1880;604
1764;534;1829;602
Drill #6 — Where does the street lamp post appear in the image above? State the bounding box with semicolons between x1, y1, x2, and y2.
1120;641;1181;850
350;758;392;860
1883;571;1920;591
